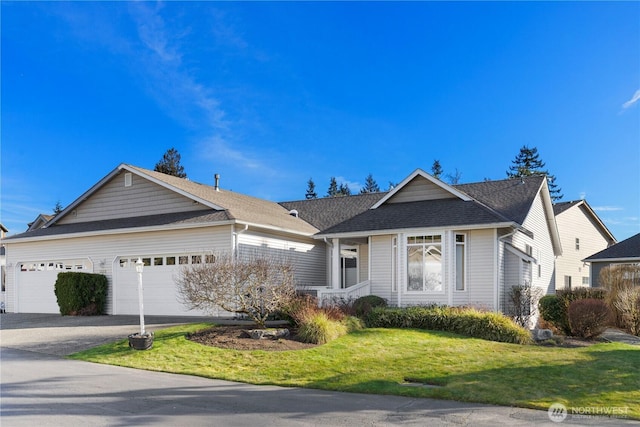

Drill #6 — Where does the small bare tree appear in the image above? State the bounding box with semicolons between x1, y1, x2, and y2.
506;283;542;328
175;252;296;328
600;264;640;329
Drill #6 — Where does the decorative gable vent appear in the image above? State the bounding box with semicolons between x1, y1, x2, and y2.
124;173;132;187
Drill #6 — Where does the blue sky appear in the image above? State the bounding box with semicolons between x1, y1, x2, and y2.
2;1;639;241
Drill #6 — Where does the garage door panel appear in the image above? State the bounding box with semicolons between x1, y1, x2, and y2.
115;257;221;316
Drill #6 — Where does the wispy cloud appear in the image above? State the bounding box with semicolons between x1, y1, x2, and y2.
622;89;640;110
593;206;624;212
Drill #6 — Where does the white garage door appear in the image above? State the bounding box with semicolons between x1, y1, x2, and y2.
114;255;218;316
16;260;90;313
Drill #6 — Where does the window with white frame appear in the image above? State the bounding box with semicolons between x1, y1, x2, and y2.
455;234;466;291
407;235;442;292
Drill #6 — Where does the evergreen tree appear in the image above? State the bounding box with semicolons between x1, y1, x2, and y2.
326;177;339;197
339;183;351;196
305;178;318;199
154;147;187;178
53;201;63;215
360;173;380;193
431;160;443;179
507;145;563;201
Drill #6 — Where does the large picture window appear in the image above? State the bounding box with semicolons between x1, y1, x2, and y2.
407;235;442;292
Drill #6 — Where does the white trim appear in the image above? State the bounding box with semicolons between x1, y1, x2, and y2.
315;222;515;240
371;169;472;209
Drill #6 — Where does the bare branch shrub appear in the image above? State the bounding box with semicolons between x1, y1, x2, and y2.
613;287;640;336
599;264;640;329
506;284;542;328
175;252;296;328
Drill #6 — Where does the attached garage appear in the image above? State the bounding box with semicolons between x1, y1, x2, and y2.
16;259;92;313
113;254;215;316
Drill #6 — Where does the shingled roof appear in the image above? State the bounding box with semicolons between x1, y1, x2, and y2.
279;192;386;231
316;198;514;236
5;210;229;240
455;176;545;225
584;233;640;261
126;165;318;235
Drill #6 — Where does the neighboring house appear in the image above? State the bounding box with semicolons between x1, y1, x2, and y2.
27;214;54;231
583;233;640;287
4;165;562;318
553;200;616;290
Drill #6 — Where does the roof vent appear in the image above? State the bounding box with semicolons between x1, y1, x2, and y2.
214;173;220;191
289;209;299;218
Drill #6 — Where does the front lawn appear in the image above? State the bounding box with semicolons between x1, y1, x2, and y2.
70;323;640;419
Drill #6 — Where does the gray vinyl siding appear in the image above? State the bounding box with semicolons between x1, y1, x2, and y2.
369;235;394;303
453;229;496;310
386;176;456;204
521;192;556;295
58;170;210;224
5;225;233;314
555;205;611;289
359;242;369;282
237;229;326;288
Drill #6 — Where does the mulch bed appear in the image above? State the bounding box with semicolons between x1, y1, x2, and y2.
187;325;318;351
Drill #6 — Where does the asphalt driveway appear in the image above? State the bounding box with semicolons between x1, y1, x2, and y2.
0;313;232;356
1;313;637;426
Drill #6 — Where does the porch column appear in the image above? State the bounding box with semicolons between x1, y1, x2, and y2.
331;238;341;289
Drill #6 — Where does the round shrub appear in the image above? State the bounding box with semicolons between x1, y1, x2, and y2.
568;298;611;339
353;295;387;318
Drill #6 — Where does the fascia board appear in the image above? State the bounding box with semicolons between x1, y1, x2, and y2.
234;220;318;237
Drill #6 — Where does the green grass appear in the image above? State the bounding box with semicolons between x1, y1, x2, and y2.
70;323;640;419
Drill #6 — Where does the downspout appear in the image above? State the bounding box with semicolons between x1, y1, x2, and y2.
233;224;249;258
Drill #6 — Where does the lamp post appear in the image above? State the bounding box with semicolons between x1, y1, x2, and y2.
135;257;146;336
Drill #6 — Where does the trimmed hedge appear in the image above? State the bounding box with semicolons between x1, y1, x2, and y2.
364;305;532;344
54;272;108;315
352;295;387;318
539;288;608;335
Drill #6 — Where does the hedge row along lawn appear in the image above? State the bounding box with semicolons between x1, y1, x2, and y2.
70;323;640;419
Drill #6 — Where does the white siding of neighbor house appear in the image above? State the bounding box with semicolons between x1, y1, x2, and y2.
58;170;210;224
452;229;496;310
5;225;233;314
555;204;612;289
386;176;457;204
369;235;395;304
237;229;326;288
520;192;556;295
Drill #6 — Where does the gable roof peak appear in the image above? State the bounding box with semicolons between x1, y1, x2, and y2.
372;168;472;209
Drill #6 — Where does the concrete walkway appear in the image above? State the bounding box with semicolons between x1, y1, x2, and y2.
601;328;640;345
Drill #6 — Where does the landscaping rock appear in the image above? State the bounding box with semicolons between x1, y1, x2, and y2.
245;328;290;340
531;328;553;341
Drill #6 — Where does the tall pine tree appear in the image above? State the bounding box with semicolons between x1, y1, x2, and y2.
507;145;562;201
305;178;318;199
360;173;380;193
154;148;187;178
339;183;351;196
431;160;443;179
326;177;339;197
